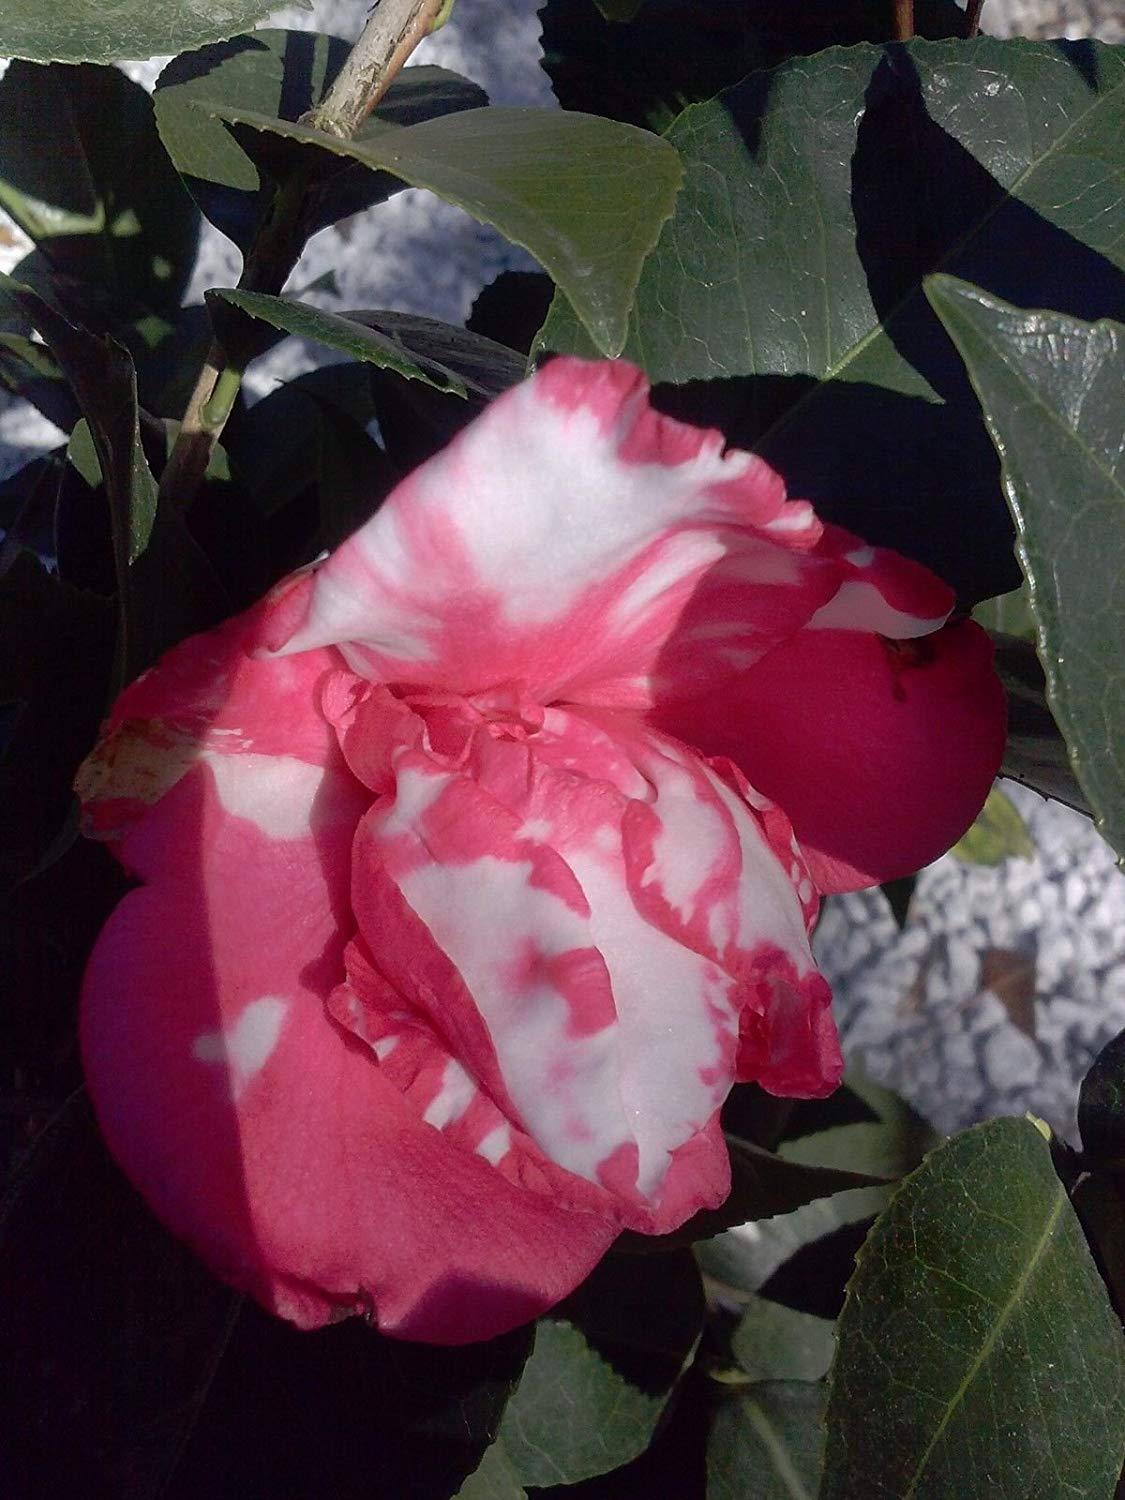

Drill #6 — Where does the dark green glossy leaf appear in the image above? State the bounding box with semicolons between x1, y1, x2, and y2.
0;1098;533;1500
0;62;198;317
822;1117;1125;1500
0;274;228;678
696;1075;935;1298
210;289;523;398
950;786;1035;865
1079;1028;1125;1164
538;39;1125;603
990;631;1093;816
0;1092;243;1498
541;0;968;131
707;1381;826;1500
927;276;1125;860
0;0;289;64
620;1138;887;1254
155;35;487;252
499;1251;703;1486
731;1297;835;1384
880;873;917;929
198;104;682;355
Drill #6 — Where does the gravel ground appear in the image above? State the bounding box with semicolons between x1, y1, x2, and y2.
2;0;1123;1139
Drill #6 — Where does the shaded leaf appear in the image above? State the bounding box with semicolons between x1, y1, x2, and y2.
822;1117;1125;1499
950;786;1035;865
0;1098;534;1499
708;1381;826;1500
731;1297;835;1385
454;1441;527;1499
0;62;198;316
1079;1027;1125;1164
500;1251;703;1486
926;276;1125;859
0;1092;243;1499
880;873;917;929
538;39;1125;605
210;289;524;398
198;104;683;355
696;1076;936;1300
0;0;291;65
541;0;968;131
620;1138;887;1253
155;36;487;252
0;274;228;678
990;631;1094;816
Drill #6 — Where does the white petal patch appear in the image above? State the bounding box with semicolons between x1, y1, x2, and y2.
422;1057;478;1129
476;1122;512;1166
207;753;326;840
806;579;947;638
397;853;628;1188
193;995;288;1098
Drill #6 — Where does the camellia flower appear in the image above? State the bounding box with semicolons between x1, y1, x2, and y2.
77;359;1005;1344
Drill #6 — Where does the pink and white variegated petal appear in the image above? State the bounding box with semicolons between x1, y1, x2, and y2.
81;761;616;1344
583;715;841;1101
75;573;346;849
266;359;840;709
655;620;1006;895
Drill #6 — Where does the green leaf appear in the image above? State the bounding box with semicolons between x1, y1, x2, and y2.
499;1251;703;1486
0;0;292;65
155;36;488;252
0;1101;533;1498
708;1381;826;1500
0;276;156;570
731;1297;835;1385
210;289;524;398
990;631;1093;816
1079;1027;1125;1164
973;584;1036;641
822;1117;1125;1500
537;38;1125;605
620;1138;888;1253
880;873;917;930
453;1442;527;1500
949;786;1035;865
592;0;648;17
541;0;968;132
197;104;683;355
0;274;229;678
697;1076;936;1297
926;276;1125;861
0;62;199;317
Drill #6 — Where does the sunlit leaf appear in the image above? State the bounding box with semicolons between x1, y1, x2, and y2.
822;1117;1125;1499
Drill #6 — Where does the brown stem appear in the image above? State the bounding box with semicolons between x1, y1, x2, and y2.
892;0;915;39
159;0;443;514
965;0;985;36
302;0;447;138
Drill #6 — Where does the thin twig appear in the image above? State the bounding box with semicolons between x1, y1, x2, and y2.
892;0;915;40
965;0;986;36
302;0;447;138
158;0;444;514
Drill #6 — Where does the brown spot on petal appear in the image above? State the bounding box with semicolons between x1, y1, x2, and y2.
74;718;203;839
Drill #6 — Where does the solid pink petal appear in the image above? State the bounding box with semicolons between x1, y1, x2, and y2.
654;620;1006;894
267;359;843;708
81;761;616;1344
